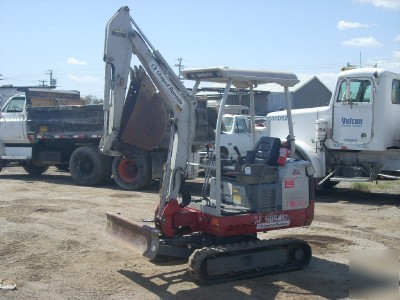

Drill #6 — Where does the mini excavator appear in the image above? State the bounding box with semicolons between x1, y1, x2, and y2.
100;6;315;284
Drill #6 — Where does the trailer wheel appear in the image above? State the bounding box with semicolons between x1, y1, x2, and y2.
69;146;112;186
22;160;49;176
112;155;151;190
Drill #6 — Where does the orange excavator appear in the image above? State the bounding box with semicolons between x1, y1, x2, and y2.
100;6;315;284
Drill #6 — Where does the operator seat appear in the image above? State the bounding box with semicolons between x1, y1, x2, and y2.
247;136;281;166
222;136;281;181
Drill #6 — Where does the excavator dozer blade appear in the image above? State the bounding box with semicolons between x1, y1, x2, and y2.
106;212;160;260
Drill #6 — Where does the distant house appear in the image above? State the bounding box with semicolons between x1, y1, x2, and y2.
258;76;332;113
0;85;55;108
191;75;332;116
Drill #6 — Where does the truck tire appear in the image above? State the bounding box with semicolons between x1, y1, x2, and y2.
112;154;151;190
69;146;112;186
22;160;49;176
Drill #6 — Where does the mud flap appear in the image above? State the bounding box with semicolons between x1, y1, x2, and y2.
106;212;160;260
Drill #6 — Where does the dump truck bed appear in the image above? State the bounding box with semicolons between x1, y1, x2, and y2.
26;104;104;139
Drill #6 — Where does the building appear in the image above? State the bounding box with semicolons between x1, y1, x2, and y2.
192;76;332;116
194;87;270;116
257;75;332;113
0;85;55;108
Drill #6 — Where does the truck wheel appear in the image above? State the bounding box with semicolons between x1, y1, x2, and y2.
112;155;151;190
69;146;112;186
22;161;49;176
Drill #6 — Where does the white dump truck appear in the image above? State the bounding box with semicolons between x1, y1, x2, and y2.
0;88;112;185
0;88;202;190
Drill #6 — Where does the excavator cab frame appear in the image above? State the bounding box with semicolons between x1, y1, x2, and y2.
182;67;300;217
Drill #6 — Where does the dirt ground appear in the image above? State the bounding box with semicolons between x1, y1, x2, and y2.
0;166;399;299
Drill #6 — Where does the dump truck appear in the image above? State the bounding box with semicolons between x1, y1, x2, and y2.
0;87;202;189
0;88;112;185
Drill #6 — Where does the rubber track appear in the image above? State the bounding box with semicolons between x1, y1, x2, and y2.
189;238;311;284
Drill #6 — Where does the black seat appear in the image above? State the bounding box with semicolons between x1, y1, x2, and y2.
246;136;281;166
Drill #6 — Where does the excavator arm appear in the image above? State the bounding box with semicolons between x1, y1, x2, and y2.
100;6;199;204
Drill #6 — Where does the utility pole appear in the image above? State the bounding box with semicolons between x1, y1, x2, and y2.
175;57;184;79
38;80;47;87
46;69;56;87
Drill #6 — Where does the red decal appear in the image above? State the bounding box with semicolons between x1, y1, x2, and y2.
285;179;294;188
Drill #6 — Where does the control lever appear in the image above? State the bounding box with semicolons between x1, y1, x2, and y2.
233;146;244;164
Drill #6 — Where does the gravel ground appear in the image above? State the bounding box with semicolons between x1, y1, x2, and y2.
0;167;399;299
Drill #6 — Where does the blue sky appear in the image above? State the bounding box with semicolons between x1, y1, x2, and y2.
1;0;399;98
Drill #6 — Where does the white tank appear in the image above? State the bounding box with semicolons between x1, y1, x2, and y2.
315;119;327;142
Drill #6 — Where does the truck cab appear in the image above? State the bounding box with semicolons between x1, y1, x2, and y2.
0;94;29;143
200;114;267;164
220;114;252;157
267;68;400;186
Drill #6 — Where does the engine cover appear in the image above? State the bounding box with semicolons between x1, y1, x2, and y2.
215;159;314;213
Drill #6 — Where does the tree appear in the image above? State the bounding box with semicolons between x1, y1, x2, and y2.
82;95;103;104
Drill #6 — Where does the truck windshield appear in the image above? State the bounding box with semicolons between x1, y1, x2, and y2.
222;116;234;132
337;79;371;103
235;117;248;133
3;97;25;112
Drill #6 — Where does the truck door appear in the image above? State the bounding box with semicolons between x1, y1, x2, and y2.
0;96;29;143
332;78;373;146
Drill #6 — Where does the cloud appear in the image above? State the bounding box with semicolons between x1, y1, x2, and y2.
395;34;400;42
68;74;98;82
393;50;400;59
355;0;400;10
342;36;383;47
337;20;372;30
67;57;88;65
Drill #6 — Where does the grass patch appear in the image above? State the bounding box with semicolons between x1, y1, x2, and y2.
351;180;400;192
376;182;394;190
375;180;400;190
351;182;370;192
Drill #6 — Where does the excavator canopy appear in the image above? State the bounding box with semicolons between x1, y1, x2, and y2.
182;67;299;89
